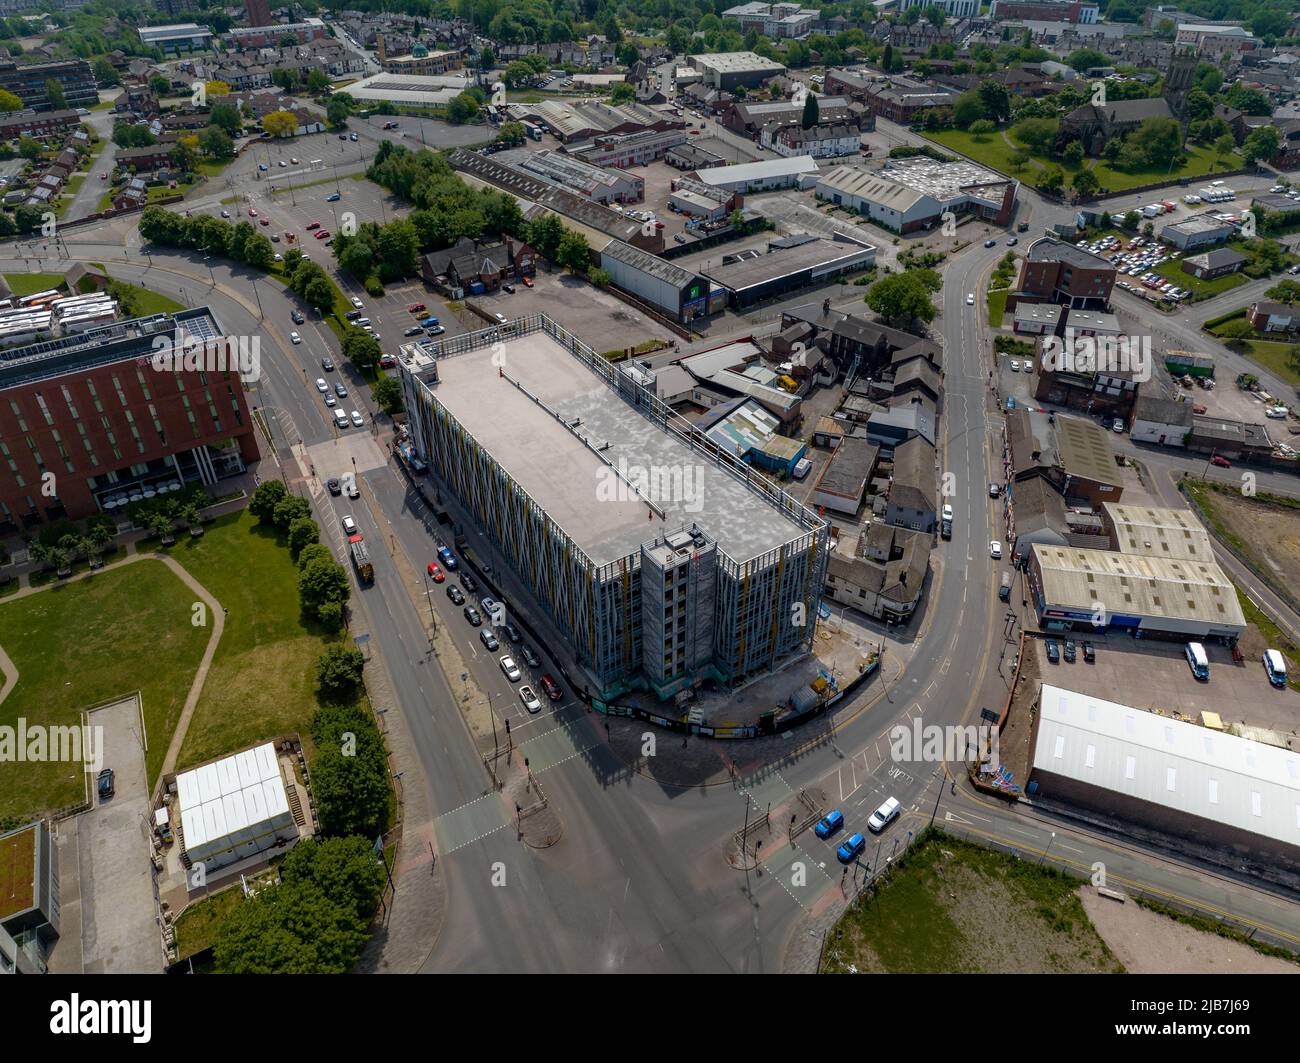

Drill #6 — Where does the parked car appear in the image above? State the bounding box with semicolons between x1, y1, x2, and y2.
502;283;515;294
814;809;845;839
1210;455;1231;468
836;832;866;864
447;585;465;605
351;297;364;309
97;767;115;800
315;377;328;392
989;482;1000;497
520;645;541;669
503;621;522;643
1082;641;1095;663
990;540;1002;560
1064;639;1077;663
438;546;458;570
463;605;482;626
326;193;341;202
480;629;499;651
426;562;445;582
1046;639;1060;664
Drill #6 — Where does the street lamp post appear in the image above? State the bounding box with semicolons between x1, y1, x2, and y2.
1041;831;1056;866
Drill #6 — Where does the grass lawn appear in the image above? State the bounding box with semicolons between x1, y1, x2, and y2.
3;272;67;296
0;561;211;821
148;182;193;203
96;189;114;212
195;158;234;179
172;510;346;772
0;828;35;918
1234;339;1300;387
922;130;1243;195
116;282;185;317
823;830;1123;973
987;287;1009;327
1155;258;1247;301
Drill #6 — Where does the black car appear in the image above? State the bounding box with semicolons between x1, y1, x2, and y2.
1063;639;1076;663
520;644;541;669
321;357;335;372
503;621;522;643
338;133;348;139
984;238;996;248
97;767;115;800
1082;641;1095;663
404;325;423;336
463;605;482;626
291;309;304;324
460;573;479;594
1046;639;1060;664
326;478;341;496
447;585;465;605
502;283;516;294
345;310;362;321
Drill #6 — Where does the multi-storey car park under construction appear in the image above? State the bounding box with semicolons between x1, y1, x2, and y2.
398;314;828;702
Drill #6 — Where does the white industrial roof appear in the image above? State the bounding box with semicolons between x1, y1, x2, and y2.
694;155;818;187
1034;684;1300;850
176;742;290;856
1101;503;1215;562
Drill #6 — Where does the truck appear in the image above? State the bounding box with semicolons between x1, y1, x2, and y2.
348;534;374;584
522;121;542;141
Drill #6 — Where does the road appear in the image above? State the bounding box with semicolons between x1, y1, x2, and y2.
14;126;1300;969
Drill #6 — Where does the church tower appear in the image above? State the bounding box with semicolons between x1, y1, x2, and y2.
1163;44;1198;120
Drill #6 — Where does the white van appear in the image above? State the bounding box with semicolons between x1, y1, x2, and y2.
1263;648;1287;688
333;408;350;430
793;458;812;480
1185;641;1209;680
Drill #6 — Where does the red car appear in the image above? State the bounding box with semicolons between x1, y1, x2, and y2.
407;302;427;313
540;674;562;701
315;229;331;239
259;218;270;226
1210;455;1231;468
521;276;533;288
306;221;321;230
426;562;445;582
248;208;257;217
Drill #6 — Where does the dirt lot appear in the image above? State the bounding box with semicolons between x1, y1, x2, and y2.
1079;889;1298;973
1193;486;1300;607
824;832;1123;973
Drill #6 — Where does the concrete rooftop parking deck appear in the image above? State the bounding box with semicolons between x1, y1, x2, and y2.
428;331;809;566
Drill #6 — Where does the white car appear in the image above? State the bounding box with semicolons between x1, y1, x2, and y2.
966;293;975;305
324;393;337;407
351;297;363;309
350;410;364;427
1009;360;1020;372
499;655;521;682
867;797;900;833
519;685;542;713
341;515;357;535
494;312;508;324
941;503;953;522
290;330;301;344
315;377;328;392
990;540;1002;560
1112;418;1125;433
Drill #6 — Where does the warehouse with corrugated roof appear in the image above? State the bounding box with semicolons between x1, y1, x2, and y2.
1030;684;1300;873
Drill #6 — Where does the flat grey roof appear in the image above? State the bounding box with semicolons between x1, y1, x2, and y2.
423;331;809;565
703;237;872;292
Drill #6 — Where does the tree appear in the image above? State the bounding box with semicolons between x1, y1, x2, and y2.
209;102;242;135
149;75;170;96
243;232;275;270
0;88;19;113
1062;140;1084;166
976;80;1011;123
801;91;819;130
93;57;120;87
865;271;937;328
169;139;197;172
249;480;288;524
280;837;385;923
1010;116;1059;155
1266;280;1300;304
1122;209;1140;229
1008;148;1031;172
310;704;392;838
1065;48;1107;73
273;495;311;530
609;82;635;105
1071;168;1099;196
299;555;350;615
262;110;298;139
43;78;65;110
1038;167;1065;195
199;125;234;159
287;516;320;558
206;80;231;98
342;328;381;372
497;122;525;146
113;122;157;148
372;375;404;415
314;646;366;700
589;267;611;288
952;90;985;129
968;118;995;138
1242;125;1281;164
1213;132;1238;165
326;97;351;130
556;228;590;273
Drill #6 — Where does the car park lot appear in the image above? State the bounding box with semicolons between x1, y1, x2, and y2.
477;275;670;352
1032;634;1299;735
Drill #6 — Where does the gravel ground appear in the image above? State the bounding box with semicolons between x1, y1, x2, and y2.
1078;887;1299;974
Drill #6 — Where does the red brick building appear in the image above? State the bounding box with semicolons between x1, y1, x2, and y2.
1006;237;1116;313
0;308;260;529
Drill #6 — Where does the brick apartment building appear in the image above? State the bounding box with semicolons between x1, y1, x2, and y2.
1006;237;1117;313
0;59;97;111
0;308;260;529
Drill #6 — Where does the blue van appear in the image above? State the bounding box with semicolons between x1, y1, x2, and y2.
419;315;440;328
1263;649;1287;688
